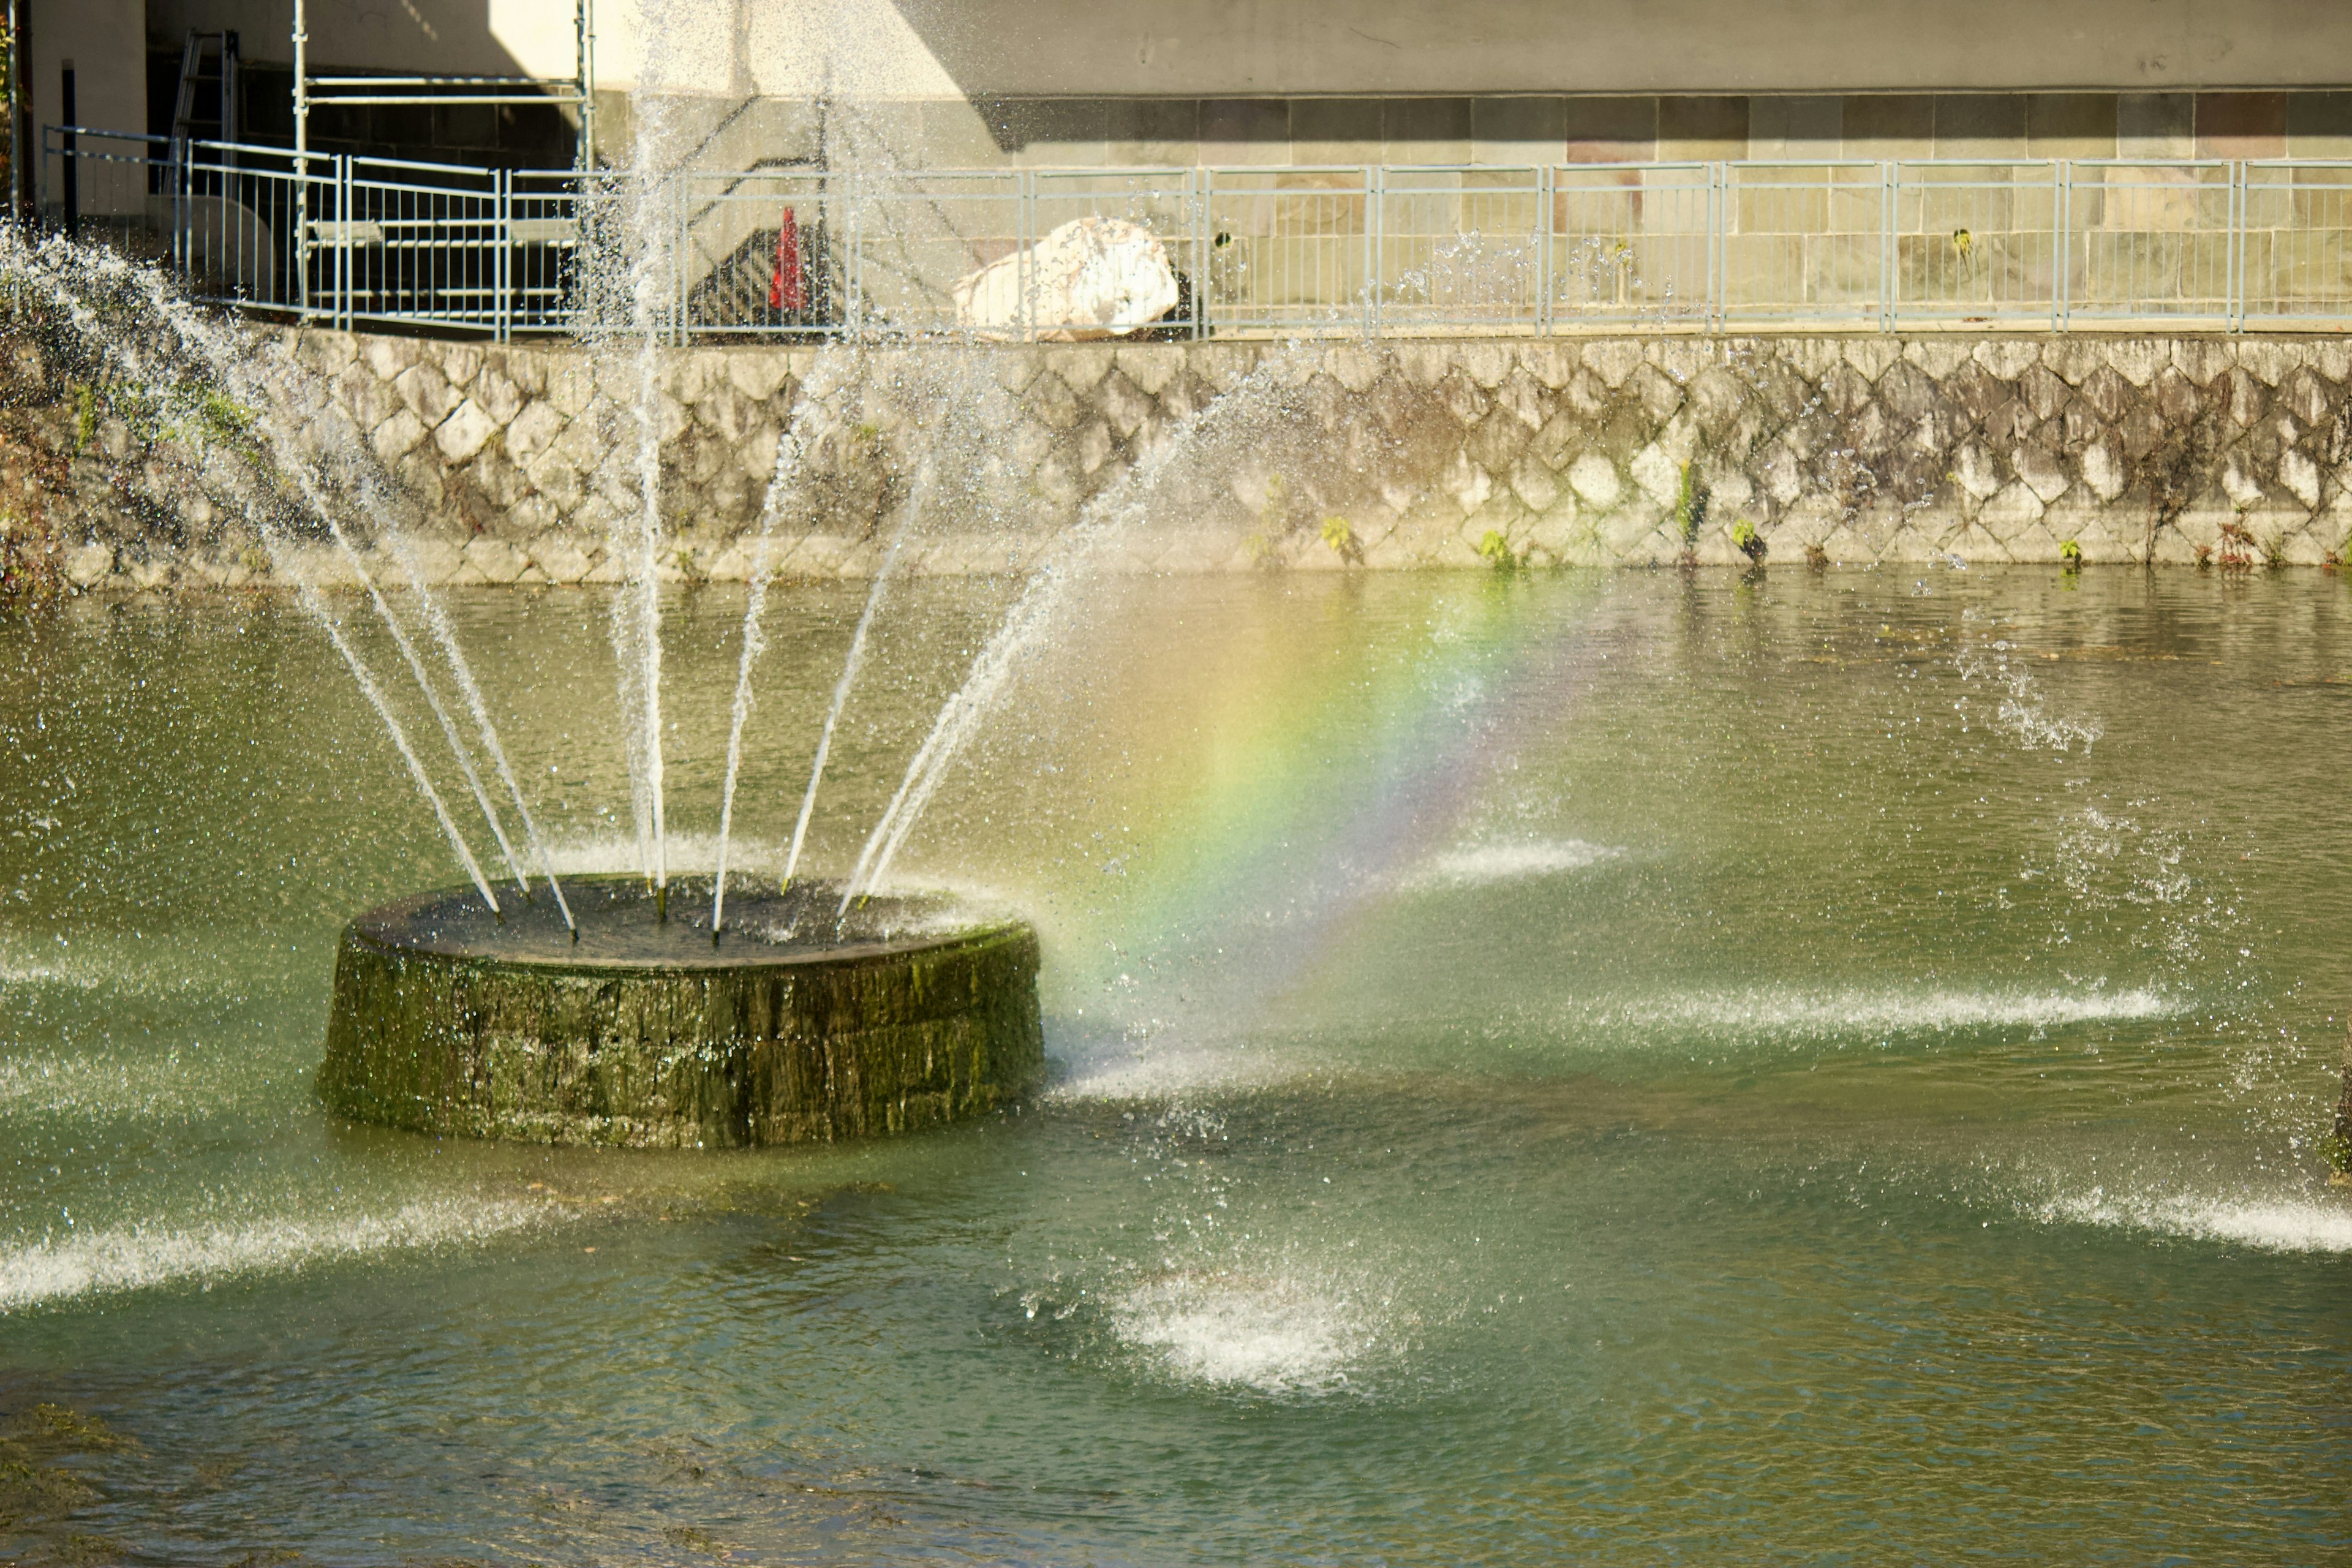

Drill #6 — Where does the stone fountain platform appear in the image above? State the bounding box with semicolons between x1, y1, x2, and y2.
317;876;1043;1148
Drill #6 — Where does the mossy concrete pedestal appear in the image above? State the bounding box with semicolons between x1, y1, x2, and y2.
317;876;1044;1148
2330;1024;2352;1186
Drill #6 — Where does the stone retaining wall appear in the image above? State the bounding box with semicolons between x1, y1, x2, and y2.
42;326;2352;590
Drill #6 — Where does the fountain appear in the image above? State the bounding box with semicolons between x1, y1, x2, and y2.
318;877;1041;1148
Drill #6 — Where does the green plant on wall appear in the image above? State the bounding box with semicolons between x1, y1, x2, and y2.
70;384;97;453
1676;460;1706;545
1475;529;1518;572
1731;519;1765;564
2059;538;2082;569
1320;515;1362;564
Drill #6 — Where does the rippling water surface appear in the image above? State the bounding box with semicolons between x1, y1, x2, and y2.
2;568;2348;1563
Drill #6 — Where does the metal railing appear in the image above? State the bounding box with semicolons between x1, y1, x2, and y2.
38;127;2352;340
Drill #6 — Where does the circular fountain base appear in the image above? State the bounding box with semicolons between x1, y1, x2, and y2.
318;876;1044;1148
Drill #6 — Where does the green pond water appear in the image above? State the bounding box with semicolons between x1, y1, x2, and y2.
1;567;2347;1564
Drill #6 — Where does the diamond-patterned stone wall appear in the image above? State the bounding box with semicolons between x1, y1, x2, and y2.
45;327;2352;590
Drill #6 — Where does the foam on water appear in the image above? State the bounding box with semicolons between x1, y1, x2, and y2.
0;1052;232;1118
1578;983;2181;1039
0;939;234;999
1048;983;2181;1102
0;1197;547;1310
1406;839;1623;889
1105;1266;1394;1395
2030;1187;2352;1254
1046;1033;1306;1102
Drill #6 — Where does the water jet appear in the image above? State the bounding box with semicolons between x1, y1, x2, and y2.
318;876;1043;1148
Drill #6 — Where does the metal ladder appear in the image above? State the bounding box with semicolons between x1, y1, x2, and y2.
172;30;239;155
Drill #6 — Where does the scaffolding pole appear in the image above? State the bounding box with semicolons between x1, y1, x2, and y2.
291;0;595;170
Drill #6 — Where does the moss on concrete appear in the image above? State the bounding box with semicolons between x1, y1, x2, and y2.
317;884;1044;1148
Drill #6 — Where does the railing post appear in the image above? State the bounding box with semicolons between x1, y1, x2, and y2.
2054;160;2070;333
1020;168;1035;344
1879;160;1896;333
856;181;875;341
2229;159;2246;332
1536;163;1553;336
1710;161;1726;333
172;135;189;279
1363;163;1379;337
1194;166;1212;341
342;154;358;332
494;167;511;344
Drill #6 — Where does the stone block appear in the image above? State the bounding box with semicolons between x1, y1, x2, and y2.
64;541;113;587
1459;342;1511;390
1055;345;1115;391
2226;367;2267;427
474;364;526;427
2174;339;2234;387
1559;366;1610;418
1586;339;1644;390
1095;369;1153;440
1112;344;1180;396
491;347;548;399
1494;367;1548;431
1567;453;1623;507
2018;364;2071;422
2236;339;2293;388
435;400;501;464
1974;340;2041;380
1953;440;2001;500
439;344;483;390
546;361;598;420
456;537;524;583
1508;453;1559;513
2080;432;2128;501
1842;337;1902;380
2012;442;2072;503
335;362;392;429
363;334;418;381
1629;363;1687;423
396;537;465;585
1519;342;1576;391
1025;372;1081;430
2222;453;2265;510
727;352;792;404
1980;481;2047;539
394;363;459;428
1440;450;1493;515
2280;448;2322;510
1903;337;1975;379
2282;368;2335;428
2103;339;2166;388
504;401;568;465
372;409;429;467
1630;443;1682;508
1435;369;1490;426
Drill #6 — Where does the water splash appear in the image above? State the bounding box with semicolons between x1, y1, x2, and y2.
837;349;1328;909
2028;1185;2352;1254
1405;839;1624;889
1954;620;2102;752
0;1197;548;1311
0;228;575;921
1104;1265;1397;1395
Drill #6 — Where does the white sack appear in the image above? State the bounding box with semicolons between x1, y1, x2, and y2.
952;216;1180;341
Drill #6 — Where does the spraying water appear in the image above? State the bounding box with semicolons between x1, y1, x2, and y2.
840;349;1319;909
0;229;575;926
